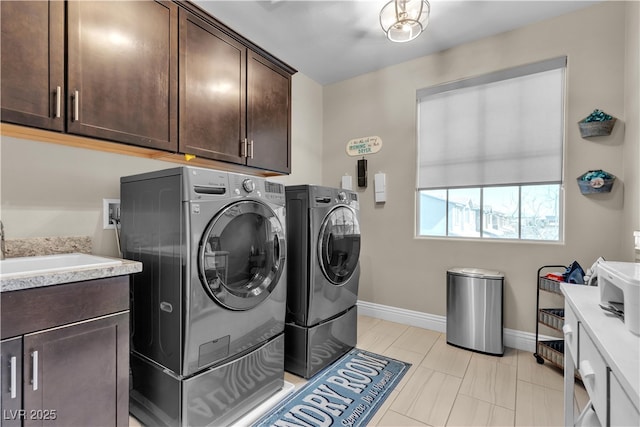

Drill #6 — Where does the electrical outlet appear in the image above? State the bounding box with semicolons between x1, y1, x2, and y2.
103;199;121;230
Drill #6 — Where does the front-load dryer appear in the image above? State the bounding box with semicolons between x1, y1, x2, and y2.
284;185;360;378
121;166;287;426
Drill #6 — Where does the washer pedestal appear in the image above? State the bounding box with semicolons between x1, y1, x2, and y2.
285;305;357;378
130;334;285;427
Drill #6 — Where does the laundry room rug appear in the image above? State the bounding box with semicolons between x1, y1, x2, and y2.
252;348;411;427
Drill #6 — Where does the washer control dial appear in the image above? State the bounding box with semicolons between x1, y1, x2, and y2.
337;191;347;202
242;179;255;193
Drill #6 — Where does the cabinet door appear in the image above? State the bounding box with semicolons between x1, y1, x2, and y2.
67;1;178;151
22;313;129;427
1;337;22;427
247;51;292;174
178;9;246;164
0;1;64;131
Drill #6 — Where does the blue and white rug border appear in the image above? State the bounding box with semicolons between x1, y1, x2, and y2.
252;348;411;427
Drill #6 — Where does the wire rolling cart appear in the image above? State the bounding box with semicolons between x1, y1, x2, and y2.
534;264;568;368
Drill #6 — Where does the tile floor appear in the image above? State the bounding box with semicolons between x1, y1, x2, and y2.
130;314;588;426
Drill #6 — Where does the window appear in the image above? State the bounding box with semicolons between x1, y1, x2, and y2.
416;57;565;241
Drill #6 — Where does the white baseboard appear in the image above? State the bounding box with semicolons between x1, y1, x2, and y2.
357;300;553;353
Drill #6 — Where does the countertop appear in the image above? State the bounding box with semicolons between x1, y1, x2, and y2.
0;257;142;293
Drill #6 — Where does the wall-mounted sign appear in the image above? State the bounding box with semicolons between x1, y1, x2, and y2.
346;136;382;156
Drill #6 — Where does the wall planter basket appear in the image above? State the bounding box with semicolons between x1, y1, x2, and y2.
577;170;615;194
578;109;616;138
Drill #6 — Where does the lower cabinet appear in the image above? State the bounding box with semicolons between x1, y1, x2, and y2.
562;285;640;427
1;337;22;427
1;276;130;427
23;313;128;427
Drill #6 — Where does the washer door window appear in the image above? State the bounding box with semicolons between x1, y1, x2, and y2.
318;206;361;285
199;201;285;310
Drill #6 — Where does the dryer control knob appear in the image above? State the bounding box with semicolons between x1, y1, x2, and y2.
338;191;347;202
242;179;255;193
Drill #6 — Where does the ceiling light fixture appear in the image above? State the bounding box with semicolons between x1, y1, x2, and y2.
379;0;430;43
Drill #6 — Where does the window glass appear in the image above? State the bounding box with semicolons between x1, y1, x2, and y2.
482;186;519;239
418;190;446;236
417;184;561;241
521;184;560;241
447;188;480;238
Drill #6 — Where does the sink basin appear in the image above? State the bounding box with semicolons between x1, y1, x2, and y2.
0;253;122;279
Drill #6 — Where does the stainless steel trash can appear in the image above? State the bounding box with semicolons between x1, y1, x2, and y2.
446;267;504;356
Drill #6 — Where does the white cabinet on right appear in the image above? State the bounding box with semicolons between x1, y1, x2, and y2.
562;283;639;427
578;328;608;422
610;371;640;426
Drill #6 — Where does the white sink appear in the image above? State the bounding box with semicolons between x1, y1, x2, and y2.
0;253;122;279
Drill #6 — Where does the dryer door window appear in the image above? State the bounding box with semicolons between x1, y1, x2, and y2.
199;200;286;310
318;206;361;285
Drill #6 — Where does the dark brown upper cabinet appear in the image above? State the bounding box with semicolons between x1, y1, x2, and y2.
179;9;246;165
0;1;65;132
179;8;293;174
0;0;294;174
66;0;178;152
247;51;292;173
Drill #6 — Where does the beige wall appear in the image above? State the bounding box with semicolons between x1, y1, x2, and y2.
624;0;640;259
271;73;324;187
323;1;634;332
0;71;323;256
0;2;636;336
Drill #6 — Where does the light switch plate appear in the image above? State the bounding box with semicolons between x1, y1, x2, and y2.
103;199;121;229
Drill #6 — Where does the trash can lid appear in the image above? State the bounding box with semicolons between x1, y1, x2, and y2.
447;267;504;279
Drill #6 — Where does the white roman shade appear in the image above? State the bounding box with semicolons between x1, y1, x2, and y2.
417;57;565;190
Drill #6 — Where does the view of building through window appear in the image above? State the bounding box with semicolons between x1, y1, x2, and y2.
418;184;560;240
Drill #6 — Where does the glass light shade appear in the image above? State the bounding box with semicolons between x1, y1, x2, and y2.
379;0;430;43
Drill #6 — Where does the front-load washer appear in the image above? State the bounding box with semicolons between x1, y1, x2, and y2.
284;185;360;378
120;166;287;426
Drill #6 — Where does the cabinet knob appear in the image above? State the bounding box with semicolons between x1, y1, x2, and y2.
562;324;573;336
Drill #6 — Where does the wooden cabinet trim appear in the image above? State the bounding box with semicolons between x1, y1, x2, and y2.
0;123;284;176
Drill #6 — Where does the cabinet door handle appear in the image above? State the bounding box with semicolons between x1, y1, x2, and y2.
31;350;38;391
249;140;254;159
73;90;80;122
9;356;17;399
241;138;247;157
562;324;572;336
55;86;62;118
579;360;595;380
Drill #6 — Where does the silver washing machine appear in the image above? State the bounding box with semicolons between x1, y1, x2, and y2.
120;166;287;426
284;185;360;378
